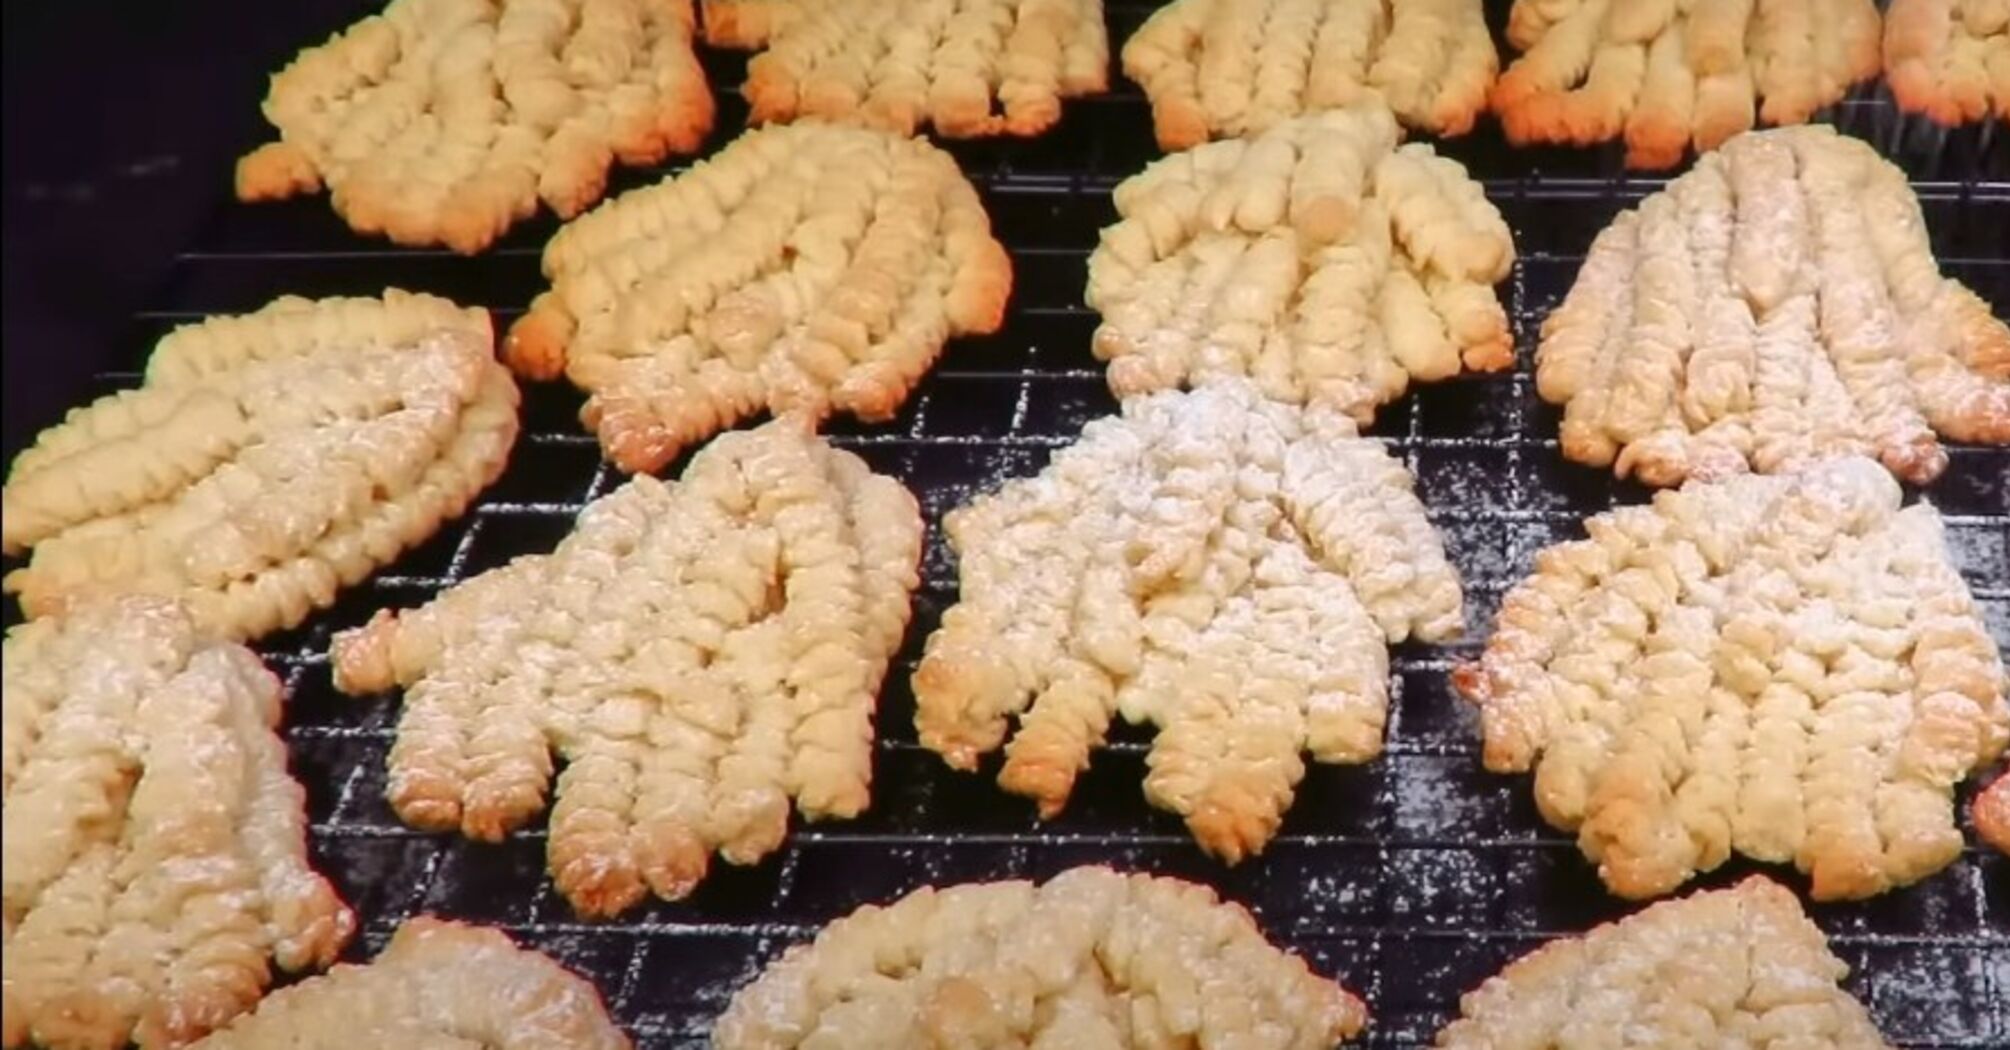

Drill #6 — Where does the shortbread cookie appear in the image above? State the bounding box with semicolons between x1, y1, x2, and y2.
1087;107;1515;426
1886;0;2010;124
1454;458;2009;900
187;917;628;1050
1979;771;2010;853
1496;0;1883;168
1436;877;1890;1048
703;0;1109;137
1124;0;1497;149
238;0;714;254
505;121;1012;473
2;291;518;643
330;419;921;917
1541;126;2010;488
2;598;355;1050
714;866;1367;1049
917;380;1462;862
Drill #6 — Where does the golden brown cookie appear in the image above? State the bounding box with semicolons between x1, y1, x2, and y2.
1887;0;2010;124
704;0;1109;137
1454;457;2009;900
714;866;1367;1049
185;917;628;1050
1978;770;2010;853
2;291;518;643
505;120;1012;474
1537;126;2008;488
1495;0;1883;168
1436;877;1891;1048
2;598;355;1050
330;418;921;917
1124;0;1497;149
1087;106;1514;426
238;0;714;254
916;380;1462;863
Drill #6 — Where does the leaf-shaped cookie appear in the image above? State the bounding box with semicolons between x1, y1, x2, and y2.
2;598;355;1050
714;866;1366;1049
330;418;921;917
2;290;518;643
1885;0;2010;126
504;121;1013;474
1454;457;2010;900
916;379;1462;862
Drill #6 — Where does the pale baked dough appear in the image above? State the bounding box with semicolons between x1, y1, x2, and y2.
186;917;628;1050
330;419;921;917
239;0;714;254
506;121;1012;474
1436;877;1891;1049
702;0;1109;137
2;291;519;643
1539;126;2009;488
1454;457;2010;900
1496;0;1883;168
2;598;355;1050
1124;0;1497;149
714;866;1367;1049
1979;770;2010;853
1886;0;2010;124
1087;107;1515;427
916;380;1462;862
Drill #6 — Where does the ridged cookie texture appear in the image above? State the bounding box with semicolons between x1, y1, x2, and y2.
703;0;1109;137
1;290;518;643
1495;0;1882;168
1885;0;2010;125
186;918;629;1050
713;866;1367;1050
1454;457;2009;900
331;419;922;917
239;0;714;254
506;121;1012;474
1538;126;2009;488
1087;106;1515;427
2;598;355;1050
916;380;1462;863
1124;0;1496;149
1436;877;1891;1049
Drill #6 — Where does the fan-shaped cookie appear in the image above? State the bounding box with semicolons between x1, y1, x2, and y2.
330;418;921;917
238;0;714;254
504;121;1012;474
1453;457;2010;900
714;865;1367;1049
702;0;1109;137
916;380;1462;862
2;598;355;1050
1979;771;2010;853
186;917;628;1050
2;291;519;643
1539;126;2009;488
1123;0;1497;149
1436;877;1890;1049
1886;0;2010;124
1495;0;1883;168
1086;107;1515;426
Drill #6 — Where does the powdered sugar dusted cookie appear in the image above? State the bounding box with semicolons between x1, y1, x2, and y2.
1437;877;1890;1048
1087;106;1514;427
916;380;1462;863
2;598;355;1050
330;418;921;917
238;0;714;254
1538;126;2008;488
1124;0;1497;149
704;0;1109;137
714;866;1367;1049
2;291;518;642
1454;457;2009;900
505;121;1012;474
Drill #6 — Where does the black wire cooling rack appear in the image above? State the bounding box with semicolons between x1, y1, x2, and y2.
40;2;2010;1046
